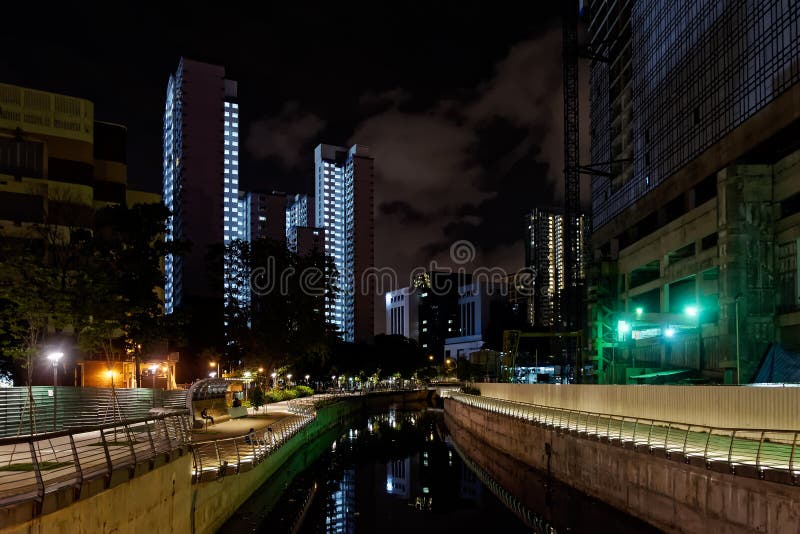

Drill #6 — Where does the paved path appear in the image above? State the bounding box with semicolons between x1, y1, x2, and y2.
454;393;799;478
192;403;295;442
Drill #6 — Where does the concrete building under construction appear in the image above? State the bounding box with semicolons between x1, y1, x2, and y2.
586;0;800;384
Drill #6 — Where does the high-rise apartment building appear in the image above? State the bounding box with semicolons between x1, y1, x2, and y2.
314;144;374;342
525;207;587;328
239;190;287;244
163;58;238;344
286;193;314;251
587;1;800;383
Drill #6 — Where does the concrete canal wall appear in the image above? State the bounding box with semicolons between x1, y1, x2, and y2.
2;453;194;534
477;383;800;430
445;397;800;533
0;390;426;534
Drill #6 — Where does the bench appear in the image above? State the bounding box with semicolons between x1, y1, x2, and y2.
229;406;248;419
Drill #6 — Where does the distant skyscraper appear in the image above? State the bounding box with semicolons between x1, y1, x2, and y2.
163;57;239;319
239;190;287;244
525;207;586;328
285;193;314;252
385;287;418;340
314;144;374;342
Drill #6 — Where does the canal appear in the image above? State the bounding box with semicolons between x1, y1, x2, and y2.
224;407;657;533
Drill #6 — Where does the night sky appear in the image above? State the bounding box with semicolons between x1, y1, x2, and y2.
2;3;586;282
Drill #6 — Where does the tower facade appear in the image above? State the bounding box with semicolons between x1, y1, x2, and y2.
162;58;238;326
314;144;374;342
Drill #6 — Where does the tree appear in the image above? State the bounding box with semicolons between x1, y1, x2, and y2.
250;386;265;413
0;242;72;433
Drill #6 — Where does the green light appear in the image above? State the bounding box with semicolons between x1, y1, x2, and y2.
617;320;630;334
684;305;699;317
635;307;643;317
664;327;676;338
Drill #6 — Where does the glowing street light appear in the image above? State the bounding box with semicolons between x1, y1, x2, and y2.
684;305;699;318
635;307;643;318
149;364;158;389
664;327;676;338
47;352;63;431
271;372;277;389
209;371;217;378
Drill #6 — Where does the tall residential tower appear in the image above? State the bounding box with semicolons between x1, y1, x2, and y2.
163;58;239;348
314;144;374;342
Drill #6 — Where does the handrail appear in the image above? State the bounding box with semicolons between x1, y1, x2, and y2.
449;393;799;486
0;410;192;509
190;412;316;482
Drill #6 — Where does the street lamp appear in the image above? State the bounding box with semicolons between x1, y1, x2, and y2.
287;373;292;387
149;364;158;389
47;352;63;431
635;307;643;318
271;372;277;389
735;293;743;385
664;326;676;338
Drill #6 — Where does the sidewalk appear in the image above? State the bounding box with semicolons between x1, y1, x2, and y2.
191;401;295;442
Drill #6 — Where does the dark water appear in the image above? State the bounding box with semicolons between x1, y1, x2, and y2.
226;408;658;533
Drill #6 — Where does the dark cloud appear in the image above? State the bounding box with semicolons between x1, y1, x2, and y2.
379;201;433;225
246;102;326;170
357;88;411;115
349;29;565;280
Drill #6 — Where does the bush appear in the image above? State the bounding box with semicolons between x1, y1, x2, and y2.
266;389;284;403
282;388;298;400
293;385;314;398
460;385;481;396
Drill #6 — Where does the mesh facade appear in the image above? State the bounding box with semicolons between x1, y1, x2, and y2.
590;0;800;230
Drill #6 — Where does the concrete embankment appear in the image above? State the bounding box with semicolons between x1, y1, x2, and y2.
445;397;800;533
0;390;426;534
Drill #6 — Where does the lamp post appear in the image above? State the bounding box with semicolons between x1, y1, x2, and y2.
244;371;252;400
735;293;743;385
287;373;292;387
47;352;63;431
271;372;277;389
149;364;158;389
685;305;702;370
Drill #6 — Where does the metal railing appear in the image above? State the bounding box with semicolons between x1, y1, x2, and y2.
0;410;191;509
191;413;315;482
449;393;800;485
0;387;189;436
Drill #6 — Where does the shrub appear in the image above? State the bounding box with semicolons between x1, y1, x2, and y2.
282;388;298;400
293;385;314;398
266;389;284;403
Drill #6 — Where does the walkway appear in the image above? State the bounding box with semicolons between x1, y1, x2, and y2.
0;411;191;508
451;393;799;485
190;399;316;481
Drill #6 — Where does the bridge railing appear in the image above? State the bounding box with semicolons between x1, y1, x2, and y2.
191;413;315;482
0;410;191;510
449;393;799;485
